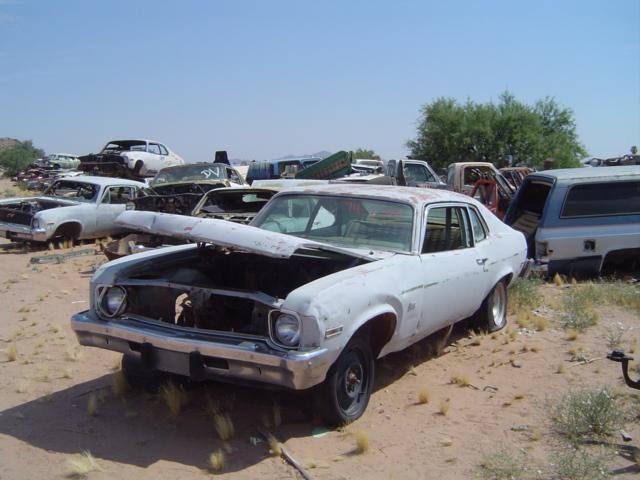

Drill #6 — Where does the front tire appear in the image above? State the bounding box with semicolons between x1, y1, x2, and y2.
316;335;374;427
476;280;508;332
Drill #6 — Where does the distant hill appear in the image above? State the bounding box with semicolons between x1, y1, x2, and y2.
0;138;19;151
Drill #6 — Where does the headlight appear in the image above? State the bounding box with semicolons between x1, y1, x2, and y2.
274;313;300;347
101;286;127;317
31;218;40;229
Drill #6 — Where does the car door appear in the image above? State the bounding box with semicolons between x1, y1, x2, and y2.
146;143;163;173
415;203;489;335
95;186;137;236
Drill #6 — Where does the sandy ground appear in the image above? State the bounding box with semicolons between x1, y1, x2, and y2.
0;178;639;479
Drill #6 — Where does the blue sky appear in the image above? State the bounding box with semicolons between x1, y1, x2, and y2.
0;0;638;161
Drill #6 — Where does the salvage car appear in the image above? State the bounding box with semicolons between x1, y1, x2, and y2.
0;176;146;242
101;187;277;260
79;139;184;178
505;166;640;277
71;185;527;425
133;163;247;215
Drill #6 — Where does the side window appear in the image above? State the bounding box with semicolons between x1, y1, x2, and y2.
468;207;487;242
148;144;161;155
158;144;169;155
103;186;134;204
561;181;640;217
227;167;243;184
422;206;471;253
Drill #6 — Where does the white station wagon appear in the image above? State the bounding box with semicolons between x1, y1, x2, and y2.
71;185;527;425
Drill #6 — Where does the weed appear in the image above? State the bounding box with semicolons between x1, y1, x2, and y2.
450;373;470;387
268;437;282;456
439;400;450;416
514;393;525;400
213;413;235;440
440;439;453;447
508;278;543;312
62;368;73;379
533;316;548;331
556;363;566;374
5;342;17;361
354;431;369;454
549;445;611;480
160;382;188;418
418;388;430;404
469;330;484;346
87;393;98;417
112;370;128;397
65;346;81;362
531;345;539;353
566;330;579;341
551;386;625;441
16;381;29;393
605;323;626;350
67;451;102;478
529;429;542;441
476;448;528;480
209;450;225;471
562;284;600;331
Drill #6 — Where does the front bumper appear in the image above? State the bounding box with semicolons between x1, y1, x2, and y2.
71;310;332;390
0;222;48;242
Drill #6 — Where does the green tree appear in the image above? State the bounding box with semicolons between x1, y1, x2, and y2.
352;148;381;160
407;92;586;170
0;140;45;177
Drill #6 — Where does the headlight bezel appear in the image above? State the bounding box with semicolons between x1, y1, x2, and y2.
96;285;128;318
268;310;301;349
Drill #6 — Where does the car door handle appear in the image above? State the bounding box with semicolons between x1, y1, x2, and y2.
476;258;488;266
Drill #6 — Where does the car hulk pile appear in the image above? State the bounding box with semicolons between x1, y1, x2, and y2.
71;184;527;426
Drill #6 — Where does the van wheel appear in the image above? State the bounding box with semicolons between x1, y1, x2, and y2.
316;335;374;427
475;280;508;332
121;353;167;392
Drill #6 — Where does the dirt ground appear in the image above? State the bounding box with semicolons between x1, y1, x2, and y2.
0;179;639;479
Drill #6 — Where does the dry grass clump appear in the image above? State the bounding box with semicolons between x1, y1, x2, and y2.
208;450;225;472
5;342;17;362
65;346;81;362
553;273;564;286
268;436;282;456
469;330;485;346
418;388;431;404
159;382;189;418
556;363;566;374
87;393;98;417
213;413;235;440
533;316;548;331
566;329;579;341
16;381;29;393
439;400;450;416
111;370;129;397
67;450;102;478
449;373;470;387
354;430;369;454
605;323;626;349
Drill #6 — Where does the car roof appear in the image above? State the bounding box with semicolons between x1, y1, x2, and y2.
106;139;165;145
529;166;640;181
55;175;147;187
276;183;472;207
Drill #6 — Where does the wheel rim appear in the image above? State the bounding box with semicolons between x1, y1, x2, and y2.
336;349;368;416
491;282;507;327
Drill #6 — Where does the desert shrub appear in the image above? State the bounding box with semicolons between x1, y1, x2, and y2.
551;387;624;441
562;285;599;331
509;277;542;312
476;448;530;479
549;445;611;480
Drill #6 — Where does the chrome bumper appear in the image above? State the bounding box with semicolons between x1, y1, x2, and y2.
0;222;47;242
71;310;332;390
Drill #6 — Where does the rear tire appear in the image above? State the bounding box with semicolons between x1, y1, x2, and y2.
316;335;374;427
475;280;508;332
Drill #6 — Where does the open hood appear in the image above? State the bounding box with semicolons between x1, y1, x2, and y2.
116;210;378;261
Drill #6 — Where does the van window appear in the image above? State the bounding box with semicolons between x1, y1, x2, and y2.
561;181;640;217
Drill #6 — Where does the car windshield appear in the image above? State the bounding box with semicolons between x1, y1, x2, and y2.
101;141;147;153
43;180;100;202
252;194;414;252
151;164;225;185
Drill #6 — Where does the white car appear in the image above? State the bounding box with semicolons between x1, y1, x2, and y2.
71;185;527;425
79;139;185;178
0;176;146;242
